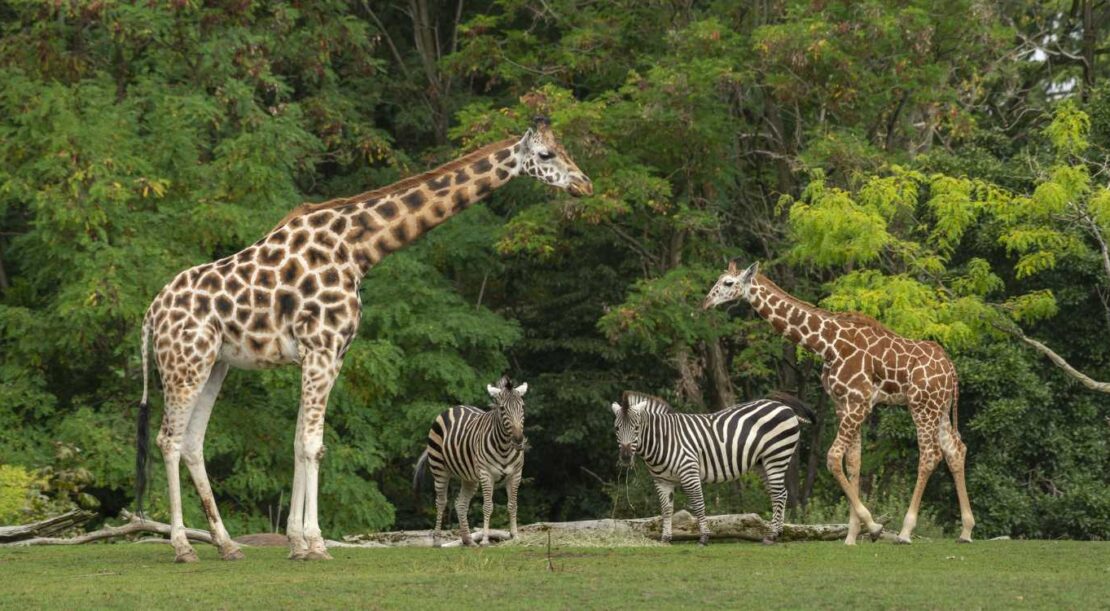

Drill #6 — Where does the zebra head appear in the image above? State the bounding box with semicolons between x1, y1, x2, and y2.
518;116;593;197
487;375;528;450
609;399;648;466
703;260;759;310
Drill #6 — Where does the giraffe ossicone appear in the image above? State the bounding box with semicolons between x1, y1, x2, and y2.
135;119;591;563
704;263;975;545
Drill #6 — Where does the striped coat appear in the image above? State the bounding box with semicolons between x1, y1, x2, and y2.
414;377;527;546
611;392;813;545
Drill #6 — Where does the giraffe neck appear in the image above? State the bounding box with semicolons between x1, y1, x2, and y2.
279;137;524;277
746;274;840;360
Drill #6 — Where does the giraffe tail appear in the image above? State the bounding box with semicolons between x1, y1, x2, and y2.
135;311;152;519
951;379;960;432
412;448;430;504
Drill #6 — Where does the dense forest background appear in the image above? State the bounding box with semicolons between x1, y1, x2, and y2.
1;0;1108;540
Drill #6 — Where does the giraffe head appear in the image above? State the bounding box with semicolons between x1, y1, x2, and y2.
517;116;593;197
609;399;648;466
702;260;759;310
487;375;528;450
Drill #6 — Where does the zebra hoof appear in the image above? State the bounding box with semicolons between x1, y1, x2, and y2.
761;537;776;545
697;534;709;546
660;536;671;545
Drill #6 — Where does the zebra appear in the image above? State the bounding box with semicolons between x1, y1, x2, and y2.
414;375;528;546
610;391;814;545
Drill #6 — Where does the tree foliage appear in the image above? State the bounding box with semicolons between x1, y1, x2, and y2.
0;0;1107;539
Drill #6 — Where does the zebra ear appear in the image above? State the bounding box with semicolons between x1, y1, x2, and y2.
487;384;500;398
514;382;528;396
610;402;622;417
629;400;647;416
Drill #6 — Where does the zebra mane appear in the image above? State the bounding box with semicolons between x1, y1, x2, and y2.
620;391;674;414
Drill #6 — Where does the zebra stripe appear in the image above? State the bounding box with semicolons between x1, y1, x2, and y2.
611;394;809;545
415;377;526;546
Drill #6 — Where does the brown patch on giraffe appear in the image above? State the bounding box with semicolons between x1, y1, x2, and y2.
268;229;288;243
252;289;272;309
215;296;233;315
427;174;452;190
280;259;304;284
308;211;333;228
471;158;493;173
314;232;337;249
496;168;509;180
391;224;409;244
318;291;343;304
193;295;211;316
305;247;328;266
234;264;254;283
451;190;468;211
173;292;192;309
335;243;350;264
494;148;512;162
376;201;398;220
329;216;348;234
299;275;318;297
255;269;275;289
276;291;299;320
290;230;310;252
454;169;470;184
401;189;427;210
260;247;284;266
475;178;492;198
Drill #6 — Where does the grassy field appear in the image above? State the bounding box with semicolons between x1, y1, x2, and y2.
0;540;1107;609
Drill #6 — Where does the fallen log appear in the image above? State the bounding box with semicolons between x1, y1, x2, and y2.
343;511;899;547
0;509;97;542
0;510;213;547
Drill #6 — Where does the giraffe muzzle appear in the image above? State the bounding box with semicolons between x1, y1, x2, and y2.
567;176;593;197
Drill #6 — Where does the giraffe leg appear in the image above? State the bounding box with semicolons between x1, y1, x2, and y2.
939;417;975;542
896;413;944;544
827;417;883;542
653;480;675;544
455;480;478;546
286;406;309;560
179;361;243;560
433;474;449;547
679;470;710;546
477;472;494;546
298;350;341;561
506;467;522;539
156;358;217;563
844;432;863;544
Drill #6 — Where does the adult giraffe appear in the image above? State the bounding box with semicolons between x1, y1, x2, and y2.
703;261;974;545
135;117;592;562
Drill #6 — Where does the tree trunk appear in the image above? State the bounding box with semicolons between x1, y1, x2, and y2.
0;510;96;542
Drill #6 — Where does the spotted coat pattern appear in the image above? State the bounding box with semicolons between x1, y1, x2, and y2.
703;262;975;545
138;120;591;563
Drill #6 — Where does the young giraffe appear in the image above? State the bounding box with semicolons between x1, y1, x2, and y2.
703;261;974;545
135;117;592;563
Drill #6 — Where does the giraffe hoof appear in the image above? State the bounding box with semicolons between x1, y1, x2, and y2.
868;525;884;542
305;548;333;561
660;536;671;545
174;549;199;564
956;537;972;544
894;536;912;545
220;547;246;561
462;537;476;547
288;549;308;561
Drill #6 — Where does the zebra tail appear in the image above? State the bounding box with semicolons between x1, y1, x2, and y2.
412;448;430;504
766;390;816;424
135;311;153;519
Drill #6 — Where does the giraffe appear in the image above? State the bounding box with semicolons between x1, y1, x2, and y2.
135;117;592;563
702;261;974;545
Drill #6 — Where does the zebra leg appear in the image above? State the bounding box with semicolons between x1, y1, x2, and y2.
653;480;675;544
506;467;522;539
679;471;710;546
433;474;449;547
760;460;789;545
455;480;478;547
478;472;494;546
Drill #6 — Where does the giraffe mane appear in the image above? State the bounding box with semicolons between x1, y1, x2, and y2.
832;311;898;334
272;137;520;229
756;274;818;309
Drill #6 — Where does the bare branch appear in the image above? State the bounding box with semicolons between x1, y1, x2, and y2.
997;323;1110;393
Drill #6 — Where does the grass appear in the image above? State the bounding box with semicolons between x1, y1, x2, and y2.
0;540;1107;610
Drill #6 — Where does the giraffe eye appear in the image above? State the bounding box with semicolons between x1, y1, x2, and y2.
538;150;555;161
723;280;735;286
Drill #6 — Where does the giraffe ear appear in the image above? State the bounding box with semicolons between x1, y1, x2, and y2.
727;258;739;274
742;262;759;282
519;128;534;150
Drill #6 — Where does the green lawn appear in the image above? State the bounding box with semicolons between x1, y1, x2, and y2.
0;540;1106;610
